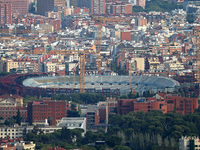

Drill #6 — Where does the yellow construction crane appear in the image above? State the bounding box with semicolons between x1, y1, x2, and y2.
23;49;86;93
91;16;131;70
57;50;86;93
91;16;136;93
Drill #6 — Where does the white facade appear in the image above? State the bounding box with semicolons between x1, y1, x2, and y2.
179;136;200;150
58;117;86;136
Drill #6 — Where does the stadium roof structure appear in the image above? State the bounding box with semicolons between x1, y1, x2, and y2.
23;75;180;95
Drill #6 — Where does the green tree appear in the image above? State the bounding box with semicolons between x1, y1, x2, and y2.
106;135;122;147
186;13;195;23
67;110;80;117
132;6;144;13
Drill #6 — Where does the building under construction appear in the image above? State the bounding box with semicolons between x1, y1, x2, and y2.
0;72;179;97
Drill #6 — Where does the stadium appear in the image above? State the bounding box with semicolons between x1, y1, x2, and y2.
22;75;180;96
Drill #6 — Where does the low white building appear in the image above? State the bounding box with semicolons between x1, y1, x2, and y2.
179;136;200;150
14;141;36;150
57;117;86;136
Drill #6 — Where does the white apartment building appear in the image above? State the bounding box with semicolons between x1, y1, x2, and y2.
179;136;200;150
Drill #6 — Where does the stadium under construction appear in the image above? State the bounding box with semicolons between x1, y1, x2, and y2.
0;73;180;97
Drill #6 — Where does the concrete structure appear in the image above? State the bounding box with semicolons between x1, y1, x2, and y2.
58;117;86;135
22;75;179;96
179;136;200;150
86;105;99;129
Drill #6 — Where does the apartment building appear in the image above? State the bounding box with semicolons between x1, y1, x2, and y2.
179;136;200;150
118;94;198;115
0;95;27;119
27;100;71;125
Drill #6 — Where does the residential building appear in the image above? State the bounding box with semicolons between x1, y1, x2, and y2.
0;95;23;107
105;97;117;114
91;0;106;14
179;136;200;150
118;98;168;115
0;2;12;25
97;102;108;124
14;141;35;150
136;0;146;9
0;59;18;72
121;31;131;41
54;0;66;7
0;125;63;139
135;17;147;26
27;100;71;125
13;58;38;73
165;95;198;115
0;127;25;139
86;105;99;128
117;99;134;115
0;96;27;120
0;145;16;150
70;0;78;7
131;57;145;71
0;0;28;15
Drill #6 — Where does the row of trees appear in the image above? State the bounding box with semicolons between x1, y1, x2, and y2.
132;0;181;13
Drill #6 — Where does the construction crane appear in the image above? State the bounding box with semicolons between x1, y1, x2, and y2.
22;49;86;93
72;62;80;89
91;17;136;93
91;16;131;71
57;50;86;93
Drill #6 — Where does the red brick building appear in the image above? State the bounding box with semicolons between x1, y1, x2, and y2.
118;94;198;115
28;100;71;125
117;99;134;115
0;0;28;16
97;102;108;124
0;2;12;25
121;31;131;41
125;4;132;14
164;95;198;115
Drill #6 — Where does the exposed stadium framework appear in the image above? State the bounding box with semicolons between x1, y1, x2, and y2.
0;73;180;97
